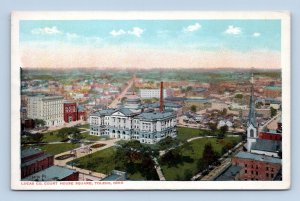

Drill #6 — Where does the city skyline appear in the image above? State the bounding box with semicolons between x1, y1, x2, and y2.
20;20;281;69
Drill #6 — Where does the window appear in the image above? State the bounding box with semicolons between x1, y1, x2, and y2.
245;164;247;167
266;173;269;177
266;167;269;171
245;170;247;173
250;129;254;137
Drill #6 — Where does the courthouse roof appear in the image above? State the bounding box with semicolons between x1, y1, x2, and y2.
136;111;175;121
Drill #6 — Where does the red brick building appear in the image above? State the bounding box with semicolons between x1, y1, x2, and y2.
21;148;54;178
64;102;77;123
64;102;86;123
232;152;281;181
263;86;282;98
259;131;282;141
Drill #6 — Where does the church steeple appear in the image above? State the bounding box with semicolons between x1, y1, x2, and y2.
248;71;257;127
246;69;258;152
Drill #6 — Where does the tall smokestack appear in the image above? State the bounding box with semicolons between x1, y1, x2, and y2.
160;81;164;112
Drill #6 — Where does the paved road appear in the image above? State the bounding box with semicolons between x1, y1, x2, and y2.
153;157;166;181
108;77;135;108
200;158;231;181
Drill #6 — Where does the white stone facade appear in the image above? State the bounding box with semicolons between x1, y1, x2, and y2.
89;108;177;144
27;95;64;127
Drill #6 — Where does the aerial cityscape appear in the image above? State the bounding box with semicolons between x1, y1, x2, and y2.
19;19;283;182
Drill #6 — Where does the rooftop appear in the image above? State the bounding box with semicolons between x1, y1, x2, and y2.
90;108;116;116
215;165;242;181
21;153;53;168
21;148;43;159
264;85;282;90
22;166;77;181
251;139;282;153
235;151;282;164
185;98;210;103
136;111;175;121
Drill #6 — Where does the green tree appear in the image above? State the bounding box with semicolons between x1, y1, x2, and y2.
221;108;227;116
34;119;46;127
207;122;217;134
270;107;277;117
186;86;193;92
202;143;218;168
190;105;197;113
121;97;127;104
218;125;228;139
235;94;243;99
184;169;193;181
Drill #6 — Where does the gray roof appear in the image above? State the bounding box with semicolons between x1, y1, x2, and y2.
21;148;43;159
142;102;182;109
185;98;210;103
136;111;175;121
165;97;186;102
22;166;77;181
215;165;242;181
21;153;53;168
90;108;116;116
116;108;135;116
235;151;282;164
251;139;282;153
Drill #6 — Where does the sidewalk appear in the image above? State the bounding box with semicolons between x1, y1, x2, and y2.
54;138;120;179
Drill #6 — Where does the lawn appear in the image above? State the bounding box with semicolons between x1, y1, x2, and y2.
39;143;81;155
42;131;64;142
81;132;102;141
78;124;90;129
160;136;242;181
68;147;147;180
176;127;209;142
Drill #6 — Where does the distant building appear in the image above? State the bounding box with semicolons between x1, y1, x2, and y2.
123;95;141;110
183;98;211;112
27;94;64;127
140;88;167;99
263;85;282;98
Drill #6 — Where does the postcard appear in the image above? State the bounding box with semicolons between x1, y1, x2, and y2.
11;11;291;190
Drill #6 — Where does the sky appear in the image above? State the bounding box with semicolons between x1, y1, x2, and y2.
19;20;281;69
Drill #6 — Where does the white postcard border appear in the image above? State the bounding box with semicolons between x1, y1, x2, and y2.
11;11;291;190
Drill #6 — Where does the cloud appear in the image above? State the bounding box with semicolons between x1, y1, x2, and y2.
110;29;126;37
110;27;145;37
31;26;62;35
183;23;202;32
253;32;261;37
224;25;242;35
128;27;145;37
66;32;79;39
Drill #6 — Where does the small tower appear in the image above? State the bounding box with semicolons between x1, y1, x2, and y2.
246;71;258;152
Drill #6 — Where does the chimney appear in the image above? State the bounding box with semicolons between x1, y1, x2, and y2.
160;81;164;112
